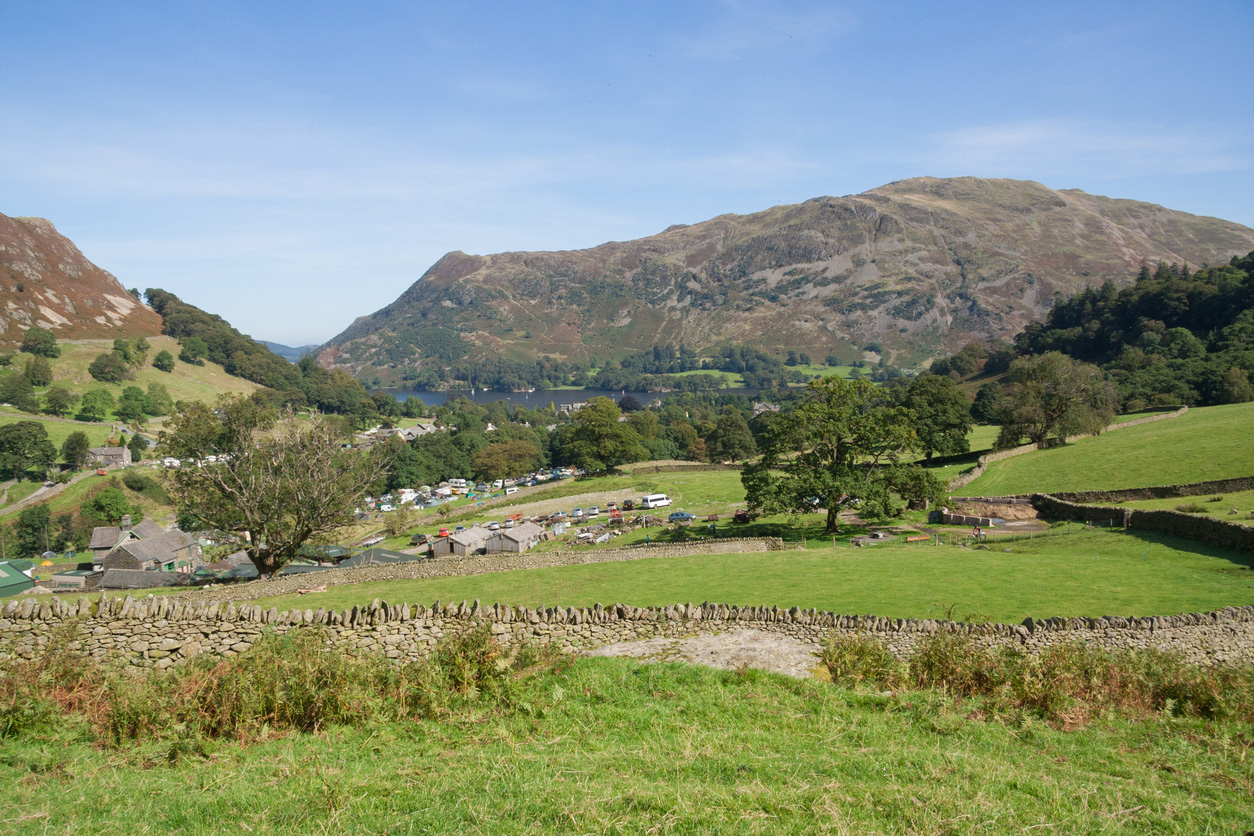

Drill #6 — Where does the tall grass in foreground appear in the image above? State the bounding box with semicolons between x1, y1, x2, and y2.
822;632;1254;726
1;625;566;745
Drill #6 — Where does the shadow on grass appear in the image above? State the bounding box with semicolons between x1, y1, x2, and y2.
1119;528;1254;571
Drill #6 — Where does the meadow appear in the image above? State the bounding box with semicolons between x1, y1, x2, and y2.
961;401;1254;495
2;641;1250;835
253;528;1254;621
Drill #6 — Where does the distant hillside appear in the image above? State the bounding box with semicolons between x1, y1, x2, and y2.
0;213;163;346
322;177;1254;384
259;341;321;363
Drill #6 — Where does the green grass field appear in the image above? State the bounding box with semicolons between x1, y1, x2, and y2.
962;402;1254;495
0;412;116;459
44;336;260;406
4;656;1249;835
252;528;1254;621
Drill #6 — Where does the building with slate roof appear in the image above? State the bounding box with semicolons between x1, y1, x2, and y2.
486;522;544;553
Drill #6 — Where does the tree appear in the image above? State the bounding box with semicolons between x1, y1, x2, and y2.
995;352;1118;448
0;421;57;480
741;377;943;532
78;389;115;422
43;386;78;417
706;409;757;462
382;504;416;537
20;327;60;358
115;386;148;424
14;505;51;557
560;396;648;472
472;439;544;481
178;337;208;365
84;485;141;526
61;431;93;469
970;382;1004;424
88;351;130;383
904;375;972;461
127;433;148;463
1218;367;1254;404
23;355;53;387
0;371;40;413
152;349;176;372
160;396;391;575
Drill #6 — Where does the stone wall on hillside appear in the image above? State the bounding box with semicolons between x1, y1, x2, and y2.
1029;494;1254;551
3;594;1252;672
1051;476;1254;504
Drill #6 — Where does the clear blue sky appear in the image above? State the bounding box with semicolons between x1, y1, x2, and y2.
2;1;1251;345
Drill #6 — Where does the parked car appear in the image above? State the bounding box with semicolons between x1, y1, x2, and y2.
622;499;635;511
572;507;585;519
550;510;568;520
504;519;515;529
486;521;501;531
379;504;396;513
668;511;697;522
588;506;601;517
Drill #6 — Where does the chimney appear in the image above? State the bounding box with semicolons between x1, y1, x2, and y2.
121;514;132;532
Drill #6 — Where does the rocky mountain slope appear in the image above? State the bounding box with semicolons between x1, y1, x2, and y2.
0;213;163;347
322;177;1254;381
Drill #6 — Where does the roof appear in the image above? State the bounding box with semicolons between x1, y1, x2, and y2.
131;519;165;539
89;446;128;456
51;569;99;578
0;562;35;596
0;559;35;573
112;529;196;565
450;527;492;547
501;522;544;543
339;548;425;568
100;569;194;589
89;526;126;550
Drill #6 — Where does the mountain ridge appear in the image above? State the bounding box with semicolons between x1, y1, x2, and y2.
0;212;163;346
321;177;1254;383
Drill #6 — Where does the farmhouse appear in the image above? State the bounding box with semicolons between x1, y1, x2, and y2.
88;446;132;468
101;530;203;573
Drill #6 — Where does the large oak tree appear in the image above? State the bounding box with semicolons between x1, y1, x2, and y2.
741;376;943;532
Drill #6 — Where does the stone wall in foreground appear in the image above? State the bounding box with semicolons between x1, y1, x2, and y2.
3;594;1252;671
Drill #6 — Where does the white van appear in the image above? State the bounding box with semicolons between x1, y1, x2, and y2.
640;493;672;509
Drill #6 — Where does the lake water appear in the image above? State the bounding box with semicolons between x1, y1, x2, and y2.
374;387;767;408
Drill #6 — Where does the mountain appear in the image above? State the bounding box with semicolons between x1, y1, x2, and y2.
259;341;322;363
321;177;1254;383
0;213;163;346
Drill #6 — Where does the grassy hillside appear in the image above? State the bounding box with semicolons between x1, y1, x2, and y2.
46;336;260;403
962;402;1254;495
253;528;1254;622
4;654;1250;834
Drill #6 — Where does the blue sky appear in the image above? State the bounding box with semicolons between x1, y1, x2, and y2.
2;1;1251;345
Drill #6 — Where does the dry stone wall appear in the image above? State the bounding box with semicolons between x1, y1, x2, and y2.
1030;494;1254;551
3;594;1252;672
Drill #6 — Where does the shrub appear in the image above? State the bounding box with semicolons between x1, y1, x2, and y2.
1175;502;1208;514
121;471;150;492
821;634;904;687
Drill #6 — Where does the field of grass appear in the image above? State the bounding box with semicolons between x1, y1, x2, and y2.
43;336;259;406
251;528;1254;621
3;655;1250;835
0;412;116;460
1104;489;1254;518
963;402;1254;495
0;467;173;525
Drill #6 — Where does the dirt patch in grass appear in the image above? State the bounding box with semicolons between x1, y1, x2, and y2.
584;628;826;680
953;501;1041;521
